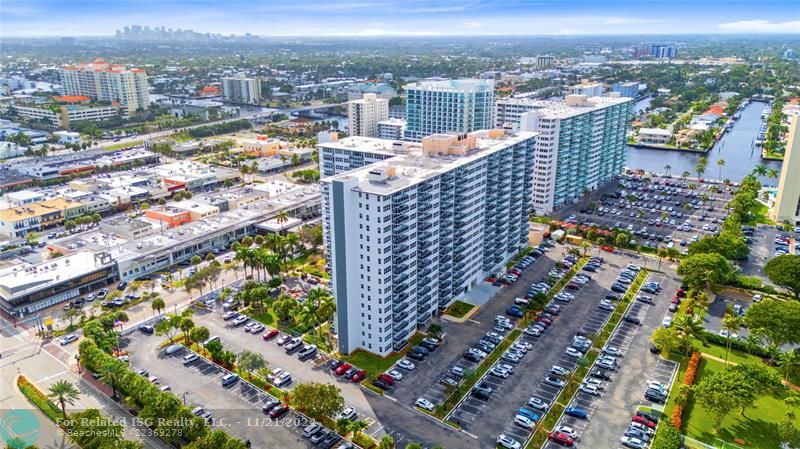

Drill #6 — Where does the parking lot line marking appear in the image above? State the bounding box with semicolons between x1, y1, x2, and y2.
467;319;481;324
461;429;479;439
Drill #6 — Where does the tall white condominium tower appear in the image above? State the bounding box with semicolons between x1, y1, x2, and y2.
347;93;389;138
404;79;496;142
60;58;150;112
507;94;631;215
221;73;261;105
322;129;537;355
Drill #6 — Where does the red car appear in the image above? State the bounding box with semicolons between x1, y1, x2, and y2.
676;289;686;298
548;431;575;446
335;363;352;376
536;316;553;326
632;415;656;428
262;329;279;340
351;370;366;382
671;296;682;305
377;373;395;385
269;403;290;419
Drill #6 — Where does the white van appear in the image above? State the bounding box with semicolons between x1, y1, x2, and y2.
514;297;531;306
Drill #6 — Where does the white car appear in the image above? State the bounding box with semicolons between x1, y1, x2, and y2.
397;359;416;370
513;414;535;429
598;300;615;311
621;436;646;449
565;347;583;358
550;365;570;376
527;397;549;412
662;316;673;328
59;334;78;345
524;326;542;337
490;367;510;379
753;294;763;302
602;346;623;357
415;398;435;411
497;434;521;449
579;384;601;396
515;341;533;351
387;370;403;381
556;425;579;440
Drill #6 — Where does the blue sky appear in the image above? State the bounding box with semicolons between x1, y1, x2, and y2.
2;0;799;37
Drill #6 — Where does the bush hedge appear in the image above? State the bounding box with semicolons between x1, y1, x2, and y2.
17;376;63;423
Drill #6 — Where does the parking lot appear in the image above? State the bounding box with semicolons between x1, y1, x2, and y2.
461;257;625;449
384;248;644;449
556;271;682;449
123;331;314;448
557;174;735;251
178;306;385;439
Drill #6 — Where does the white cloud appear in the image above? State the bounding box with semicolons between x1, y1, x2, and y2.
556;28;583;35
602;17;668;25
462;21;483;28
717;19;800;33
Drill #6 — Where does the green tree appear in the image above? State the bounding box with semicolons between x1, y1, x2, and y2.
651;423;683;449
290;382;344;421
427;323;443;340
765;255;800;298
744;299;800;349
190;255;202;266
151;296;166;316
674;314;705;355
677;253;735;290
237;350;267;375
99;362;127;399
721;315;742;365
189;326;210;346
378;435;396;449
179;317;196;345
273;295;298;322
650;326;680;356
694;368;748;432
48;379;81;419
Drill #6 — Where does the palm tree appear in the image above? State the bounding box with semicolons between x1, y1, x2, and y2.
48;380;80;419
284;232;303;257
151;296;166;317
275;211;290;235
777;350;800;381
180;317;195;345
753;164;768;177
716;158;725;180
681;171;690;181
674;314;705;356
99;364;126;400
721;315;741;366
265;233;284;253
663;164;671;176
767;168;780;180
743;334;763;356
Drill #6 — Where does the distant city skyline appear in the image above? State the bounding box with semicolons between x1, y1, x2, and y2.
1;0;799;37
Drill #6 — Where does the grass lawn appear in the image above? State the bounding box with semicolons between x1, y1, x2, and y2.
341;333;426;379
105;139;143;151
746;202;776;226
683;357;800;448
171;132;194;143
248;308;308;335
444;300;475;318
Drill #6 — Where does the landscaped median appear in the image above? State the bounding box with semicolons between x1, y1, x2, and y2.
432;329;523;425
520;255;589;328
524;269;651;448
17;375;63;424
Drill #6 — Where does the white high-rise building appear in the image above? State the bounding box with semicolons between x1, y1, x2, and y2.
221;74;261;105
404;79;495;142
347;93;389;138
321;129;537;355
377;118;406;140
506;94;631;215
60;58;150;112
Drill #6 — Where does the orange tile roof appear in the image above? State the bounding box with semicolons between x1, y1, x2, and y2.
53;95;91;103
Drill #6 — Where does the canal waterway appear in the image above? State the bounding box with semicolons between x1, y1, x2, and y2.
626;98;783;184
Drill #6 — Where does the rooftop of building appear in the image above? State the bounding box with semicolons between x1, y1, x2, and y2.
318;135;401;156
322;129;538;196
378;118;407;126
498;94;632;119
406;78;495;93
638;127;672;136
0;250;113;299
0;197;73;221
51;183;320;263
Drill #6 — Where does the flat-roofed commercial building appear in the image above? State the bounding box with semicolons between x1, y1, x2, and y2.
0;251;117;316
